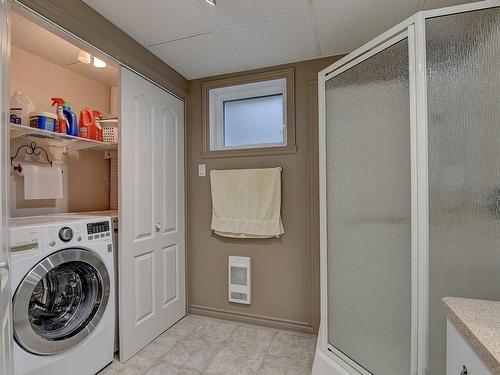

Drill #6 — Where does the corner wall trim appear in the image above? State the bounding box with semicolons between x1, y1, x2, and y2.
188;304;315;334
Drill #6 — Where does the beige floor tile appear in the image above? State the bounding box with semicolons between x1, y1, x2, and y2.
267;332;317;364
138;341;173;361
166;315;205;337
153;331;183;350
144;362;201;375
205;345;266;375
257;355;313;375
191;317;238;343
162;335;223;372
229;324;277;352
97;359;126;375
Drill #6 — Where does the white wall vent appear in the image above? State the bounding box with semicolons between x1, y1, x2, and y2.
228;256;251;304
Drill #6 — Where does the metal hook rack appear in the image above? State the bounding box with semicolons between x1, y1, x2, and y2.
10;142;53;173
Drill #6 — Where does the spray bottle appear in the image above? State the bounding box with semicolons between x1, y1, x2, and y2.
51;97;67;134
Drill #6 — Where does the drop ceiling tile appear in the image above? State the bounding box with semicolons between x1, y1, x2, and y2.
421;0;478;10
82;0;216;46
223;11;317;68
315;0;420;56
148;31;247;79
200;0;309;28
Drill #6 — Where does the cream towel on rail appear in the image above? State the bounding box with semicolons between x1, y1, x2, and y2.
210;167;284;238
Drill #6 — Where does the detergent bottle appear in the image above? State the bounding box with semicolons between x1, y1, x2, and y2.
51;97;67;134
93;110;103;141
10;91;35;126
63;102;78;136
79;107;94;139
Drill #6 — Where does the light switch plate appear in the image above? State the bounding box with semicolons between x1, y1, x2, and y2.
198;164;206;177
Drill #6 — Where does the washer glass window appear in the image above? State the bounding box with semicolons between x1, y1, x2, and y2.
14;248;110;355
29;261;102;341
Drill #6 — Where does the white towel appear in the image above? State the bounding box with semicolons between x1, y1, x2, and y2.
21;164;63;200
210;167;284;238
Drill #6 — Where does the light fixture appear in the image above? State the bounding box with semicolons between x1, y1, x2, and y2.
77;50;91;64
93;57;107;68
205;0;216;6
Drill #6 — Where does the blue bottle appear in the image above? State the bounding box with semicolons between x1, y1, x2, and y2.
63;102;78;136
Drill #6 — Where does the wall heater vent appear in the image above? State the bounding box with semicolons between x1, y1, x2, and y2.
228;256;251;304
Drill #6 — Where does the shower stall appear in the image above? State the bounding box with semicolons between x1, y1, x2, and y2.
317;1;500;374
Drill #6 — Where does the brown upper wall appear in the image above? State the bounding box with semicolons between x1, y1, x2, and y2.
16;0;189;98
187;56;342;333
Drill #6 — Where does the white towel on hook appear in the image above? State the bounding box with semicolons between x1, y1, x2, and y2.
20;164;63;200
210;167;284;239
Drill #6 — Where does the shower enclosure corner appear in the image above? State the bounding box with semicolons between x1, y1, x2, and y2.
318;2;500;374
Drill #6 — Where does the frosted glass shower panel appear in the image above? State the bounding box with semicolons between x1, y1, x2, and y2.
426;8;500;375
325;38;411;375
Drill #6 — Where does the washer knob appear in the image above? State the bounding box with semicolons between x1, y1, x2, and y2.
77;235;82;242
59;227;73;242
49;240;56;247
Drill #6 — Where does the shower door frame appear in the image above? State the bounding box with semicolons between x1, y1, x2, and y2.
318;1;500;374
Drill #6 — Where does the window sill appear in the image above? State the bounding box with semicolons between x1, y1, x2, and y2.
201;144;297;159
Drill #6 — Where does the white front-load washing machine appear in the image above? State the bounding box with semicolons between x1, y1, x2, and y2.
9;215;115;375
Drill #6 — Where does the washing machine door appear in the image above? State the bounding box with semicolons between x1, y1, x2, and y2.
13;248;110;355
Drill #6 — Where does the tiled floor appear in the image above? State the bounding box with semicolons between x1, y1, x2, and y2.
99;314;317;375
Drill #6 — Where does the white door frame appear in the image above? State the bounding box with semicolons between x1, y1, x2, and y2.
317;1;500;374
0;0;12;373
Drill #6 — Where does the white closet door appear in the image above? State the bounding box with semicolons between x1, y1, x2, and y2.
119;67;185;362
0;0;12;373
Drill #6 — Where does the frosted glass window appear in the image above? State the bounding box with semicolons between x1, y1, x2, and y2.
208;77;287;150
223;94;284;148
325;38;411;375
426;8;500;375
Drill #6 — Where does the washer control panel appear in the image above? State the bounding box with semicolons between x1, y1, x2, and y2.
86;220;111;241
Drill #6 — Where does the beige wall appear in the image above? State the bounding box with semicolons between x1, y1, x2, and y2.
187;56;341;333
10;46;111;217
10;46;110;116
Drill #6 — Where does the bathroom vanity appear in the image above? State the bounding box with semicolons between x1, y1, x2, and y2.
443;297;500;375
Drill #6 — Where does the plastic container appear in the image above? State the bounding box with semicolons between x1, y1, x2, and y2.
29;111;57;132
103;126;118;143
63;102;78;136
10;91;35;126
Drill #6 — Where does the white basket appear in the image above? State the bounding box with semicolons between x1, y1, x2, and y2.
103;126;118;144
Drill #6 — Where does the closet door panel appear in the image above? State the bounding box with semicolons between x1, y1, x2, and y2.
120;67;185;362
133;95;154;240
160;107;178;234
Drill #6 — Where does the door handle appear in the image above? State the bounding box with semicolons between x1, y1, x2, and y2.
155;223;161;232
0;261;8;271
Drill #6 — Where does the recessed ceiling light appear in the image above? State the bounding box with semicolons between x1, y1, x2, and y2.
77;50;91;64
93;57;106;68
205;0;216;6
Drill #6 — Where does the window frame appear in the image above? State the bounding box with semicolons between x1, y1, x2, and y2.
202;68;296;158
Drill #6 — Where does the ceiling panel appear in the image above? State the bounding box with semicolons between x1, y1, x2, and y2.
149;31;247;79
200;0;310;28
224;11;317;68
82;0;471;79
315;0;420;56
421;0;480;10
82;0;215;46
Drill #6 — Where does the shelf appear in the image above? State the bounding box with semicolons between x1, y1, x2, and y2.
9;124;117;151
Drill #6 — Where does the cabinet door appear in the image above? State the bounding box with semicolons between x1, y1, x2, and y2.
0;0;12;373
446;321;493;375
119;67;185;362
